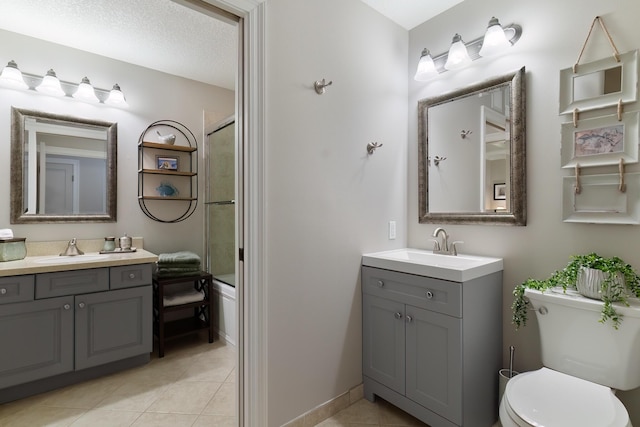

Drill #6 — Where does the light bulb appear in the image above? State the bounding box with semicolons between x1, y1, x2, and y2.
444;34;472;70
73;76;99;103
0;60;28;90
479;17;512;57
36;69;65;97
105;83;128;107
414;49;438;81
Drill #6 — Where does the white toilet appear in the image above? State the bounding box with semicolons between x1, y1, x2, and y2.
500;287;640;427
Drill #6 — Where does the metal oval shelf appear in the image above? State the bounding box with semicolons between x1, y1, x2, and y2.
137;120;198;223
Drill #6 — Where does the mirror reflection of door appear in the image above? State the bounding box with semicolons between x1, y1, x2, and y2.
481;105;510;212
44;159;78;214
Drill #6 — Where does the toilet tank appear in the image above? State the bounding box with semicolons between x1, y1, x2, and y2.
525;288;640;390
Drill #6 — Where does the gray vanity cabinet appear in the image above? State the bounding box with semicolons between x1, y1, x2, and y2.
0;264;153;403
0;294;74;388
362;266;502;427
75;286;152;370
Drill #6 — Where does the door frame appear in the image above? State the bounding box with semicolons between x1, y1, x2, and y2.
180;1;267;424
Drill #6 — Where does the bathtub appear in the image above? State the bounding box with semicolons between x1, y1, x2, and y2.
212;276;236;346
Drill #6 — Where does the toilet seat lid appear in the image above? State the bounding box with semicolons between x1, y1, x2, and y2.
505;368;629;427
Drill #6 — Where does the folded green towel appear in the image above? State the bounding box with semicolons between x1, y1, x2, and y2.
158;251;201;265
156;270;203;278
156;262;201;269
157;266;201;274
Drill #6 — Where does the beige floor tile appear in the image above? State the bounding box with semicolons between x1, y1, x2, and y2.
179;358;235;383
37;375;124;409
130;412;198;427
193;414;237;426
378;400;427;426
325;398;380;424
225;367;237;383
202;383;236;416
95;380;171;412
69;408;142;426
0;405;86;427
145;381;222;414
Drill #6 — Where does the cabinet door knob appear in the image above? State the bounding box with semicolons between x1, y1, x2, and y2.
63;304;71;310
0;288;6;295
394;312;403;319
129;273;136;279
406;315;413;323
78;302;86;309
426;290;434;299
377;280;384;288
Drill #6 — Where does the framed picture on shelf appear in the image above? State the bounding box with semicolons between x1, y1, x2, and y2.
494;183;506;200
156;156;179;171
560;111;639;168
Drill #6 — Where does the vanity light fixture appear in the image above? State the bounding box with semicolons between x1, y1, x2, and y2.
105;83;128;107
414;49;438;81
0;60;29;89
479;17;514;57
73;76;100;103
444;34;472;70
36;69;65;97
414;16;522;81
0;60;128;108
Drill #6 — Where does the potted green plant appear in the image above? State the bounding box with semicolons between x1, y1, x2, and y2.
512;253;640;330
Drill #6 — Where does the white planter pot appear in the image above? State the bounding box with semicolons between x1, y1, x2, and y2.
576;267;625;300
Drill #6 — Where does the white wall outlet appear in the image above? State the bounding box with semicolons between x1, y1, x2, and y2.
388;221;396;240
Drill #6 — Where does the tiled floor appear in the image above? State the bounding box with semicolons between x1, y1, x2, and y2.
0;335;237;426
0;334;429;427
317;398;428;426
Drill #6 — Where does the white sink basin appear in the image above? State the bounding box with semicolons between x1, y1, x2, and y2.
362;248;503;282
33;255;110;264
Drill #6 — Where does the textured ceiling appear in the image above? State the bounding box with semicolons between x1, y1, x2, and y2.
359;0;463;30
0;1;459;91
0;0;238;90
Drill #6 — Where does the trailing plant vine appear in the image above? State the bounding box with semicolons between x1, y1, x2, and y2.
512;253;640;330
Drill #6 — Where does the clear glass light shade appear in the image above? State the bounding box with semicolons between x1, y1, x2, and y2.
105;83;128;107
444;34;472;70
479;17;512;57
73;77;99;102
0;60;28;89
36;69;65;97
414;49;438;81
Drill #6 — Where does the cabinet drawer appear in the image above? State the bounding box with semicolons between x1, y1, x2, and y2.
362;266;461;318
0;275;34;304
36;268;109;299
110;264;152;289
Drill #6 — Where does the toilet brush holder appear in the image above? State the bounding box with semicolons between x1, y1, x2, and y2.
499;368;519;403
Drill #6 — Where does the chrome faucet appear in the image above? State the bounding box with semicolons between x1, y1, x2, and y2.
430;227;462;256
60;238;84;256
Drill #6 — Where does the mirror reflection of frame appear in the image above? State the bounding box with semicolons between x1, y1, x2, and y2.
559;50;638;114
418;67;526;225
10;107;117;223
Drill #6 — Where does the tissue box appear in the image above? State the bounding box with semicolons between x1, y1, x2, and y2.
0;238;27;262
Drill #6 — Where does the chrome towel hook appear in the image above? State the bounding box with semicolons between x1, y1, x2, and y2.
367;142;383;154
314;78;333;94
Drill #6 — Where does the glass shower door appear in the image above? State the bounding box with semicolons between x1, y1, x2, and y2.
205;119;236;287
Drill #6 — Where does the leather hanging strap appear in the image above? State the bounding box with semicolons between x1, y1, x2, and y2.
573;16;620;73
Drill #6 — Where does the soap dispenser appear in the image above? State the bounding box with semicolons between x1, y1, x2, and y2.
119;233;132;251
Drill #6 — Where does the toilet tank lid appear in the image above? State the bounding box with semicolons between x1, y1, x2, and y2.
525;287;640;318
506;368;629;427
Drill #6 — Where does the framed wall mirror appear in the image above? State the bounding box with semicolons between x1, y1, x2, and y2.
418;67;526;225
10;107;117;223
